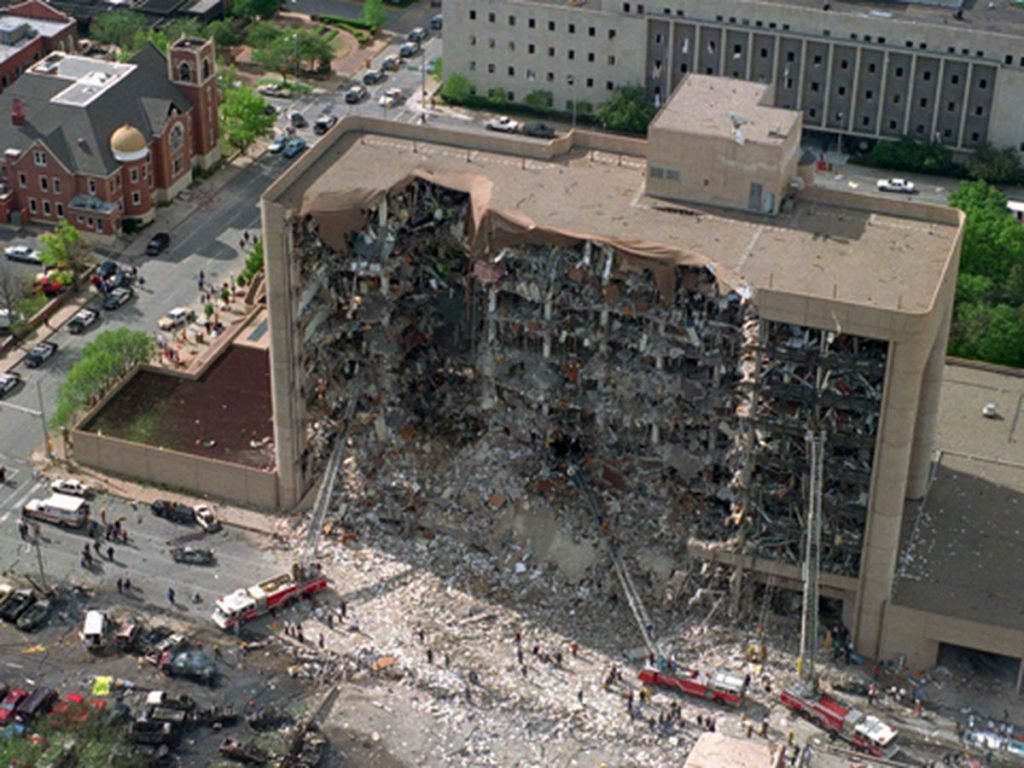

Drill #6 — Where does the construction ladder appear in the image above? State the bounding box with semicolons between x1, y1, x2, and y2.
569;465;660;659
301;398;358;567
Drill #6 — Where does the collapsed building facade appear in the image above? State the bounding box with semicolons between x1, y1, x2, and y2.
261;76;965;667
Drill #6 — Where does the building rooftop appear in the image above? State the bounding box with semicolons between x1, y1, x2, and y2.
0;15;67;62
267;119;959;317
650;75;799;146
894;363;1024;631
684;732;781;768
31;53;135;106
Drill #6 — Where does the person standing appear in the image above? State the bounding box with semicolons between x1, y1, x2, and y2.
167;587;176;605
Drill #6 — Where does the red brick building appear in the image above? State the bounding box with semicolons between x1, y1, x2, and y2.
0;0;76;93
0;37;220;239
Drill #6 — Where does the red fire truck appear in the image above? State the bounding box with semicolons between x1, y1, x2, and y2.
780;687;899;758
211;563;327;630
639;665;746;707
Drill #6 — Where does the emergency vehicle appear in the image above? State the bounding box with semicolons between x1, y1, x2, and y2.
211;563;327;630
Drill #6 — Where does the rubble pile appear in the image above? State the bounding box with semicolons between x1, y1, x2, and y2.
294;176;891;608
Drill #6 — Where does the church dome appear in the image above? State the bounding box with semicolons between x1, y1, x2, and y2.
110;124;148;162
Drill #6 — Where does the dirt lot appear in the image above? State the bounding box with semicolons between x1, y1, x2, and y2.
84;346;274;468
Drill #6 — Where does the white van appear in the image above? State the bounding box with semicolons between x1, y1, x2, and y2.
82;610;110;652
23;494;90;529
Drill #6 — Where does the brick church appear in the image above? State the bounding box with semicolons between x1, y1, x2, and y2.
0;36;220;239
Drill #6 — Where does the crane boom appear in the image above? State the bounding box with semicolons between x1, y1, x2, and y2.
302;398;358;567
798;428;825;692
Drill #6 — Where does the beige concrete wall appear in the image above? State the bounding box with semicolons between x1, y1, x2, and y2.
73;429;279;510
881;602;1024;671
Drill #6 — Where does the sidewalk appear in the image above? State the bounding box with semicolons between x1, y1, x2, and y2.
0;291;93;375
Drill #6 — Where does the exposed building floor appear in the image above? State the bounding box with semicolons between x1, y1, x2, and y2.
84;345;275;468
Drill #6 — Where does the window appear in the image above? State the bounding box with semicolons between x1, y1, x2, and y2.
623;1;630;10
809;108;817;118
947;101;955;112
895;66;904;77
56;203;63;217
733;44;742;54
509;41;516;51
178;62;191;82
17;173;25;188
569;23;575;33
608;55;615;65
979;78;988;89
53;177;60;193
916;124;925;134
487;11;494;21
508;66;515;75
666;169;680;181
608;29;616;39
951;74;960;85
507;14;516;24
892;94;901;104
649;166;665;179
132;191;141;205
840;59;848;70
470;36;476;45
88;179;96;194
546;72;554;82
40;177;47;191
487;63;495;73
488;38;495;48
33;150;46;167
971;132;980;141
920;98;928;108
862;116;870;127
889;119;897;130
43;201;50;215
837;86;846;96
28;198;36;213
528;44;535;54
588;26;595;36
548;47;555;56
865;89;873;100
708;40;716;53
813;54;822;65
905;40;913;48
469;61;476;71
786;51;795;62
976;106;984;116
173;158;182;174
588;52;595;62
606;81;615;90
923;71;931;81
760;48;768;59
1007;54;1014;65
170;123;185;151
548;20;555;31
586;77;594;87
568;50;575;60
528;18;535;28
469;10;476;19
810;82;819;92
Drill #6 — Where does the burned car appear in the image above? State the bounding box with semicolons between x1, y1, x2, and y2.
160;648;218;686
170;546;215;566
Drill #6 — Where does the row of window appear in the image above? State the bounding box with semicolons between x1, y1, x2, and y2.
802;106;985;143
26;198;63;218
469;61;614;90
648;166;680;181
469;37;616;65
469;10;617;39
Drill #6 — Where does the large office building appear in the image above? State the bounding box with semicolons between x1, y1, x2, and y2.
248;75;1012;673
445;0;1024;153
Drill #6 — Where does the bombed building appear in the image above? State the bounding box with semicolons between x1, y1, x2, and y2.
260;77;964;666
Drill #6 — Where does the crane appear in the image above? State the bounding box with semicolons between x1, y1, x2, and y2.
797;427;825;694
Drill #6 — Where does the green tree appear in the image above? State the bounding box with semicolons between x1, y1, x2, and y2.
868;136;959;176
956;273;994;305
440;73;475;103
486;88;507;105
361;0;388;31
232;0;282;20
52;329;155;428
244;21;281;48
90;10;146;49
963;142;1024;185
596;86;656;134
253;29;331;79
39;219;90;288
207;19;242;48
524;90;553;110
949;180;1024;286
220;86;276;153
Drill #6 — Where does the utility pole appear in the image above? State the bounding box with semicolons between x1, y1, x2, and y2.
33;536;47;591
798;428;825;694
420;50;428;123
35;380;51;458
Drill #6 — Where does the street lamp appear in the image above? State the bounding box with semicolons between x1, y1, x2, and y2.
567;74;578;131
420;49;428;124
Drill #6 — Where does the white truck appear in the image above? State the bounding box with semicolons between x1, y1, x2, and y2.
23;494;90;529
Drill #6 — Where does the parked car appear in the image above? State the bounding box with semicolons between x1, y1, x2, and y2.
103;286;134;310
135;626;173;657
67;309;99;334
399;41;420;58
876;178;917;194
15;599;50;632
408;26;427;42
289;112;308;129
150;499;195;525
0;691;28;725
522;122;556;139
158;307;189;331
283;138;307;159
485;115;521;133
146;232;171;256
4;244;39;264
14;687;56;723
50;478;91;497
380;56;400;72
344;83;367;105
25;341;57;368
144;633;187;666
379;87;405;108
161;648;217;685
0;372;21;399
170;546;215;565
362;68;384;85
258;83;285;97
430;13;443;30
193;505;222;533
0;590;34;623
268;135;287;154
315;114;340;133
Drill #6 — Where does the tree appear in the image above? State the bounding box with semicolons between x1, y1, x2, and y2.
245;21;281;48
0;259;28;319
232;0;282;20
207;19;243;48
39;219;90;288
220;86;276;154
963;142;1024;185
949;180;1024;286
51;329;155;428
254;29;332;79
440;73;475;104
596;86;657;134
90;10;146;49
361;0;388;31
293;28;333;73
524;90;553;110
252;36;291;81
868;136;959;176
